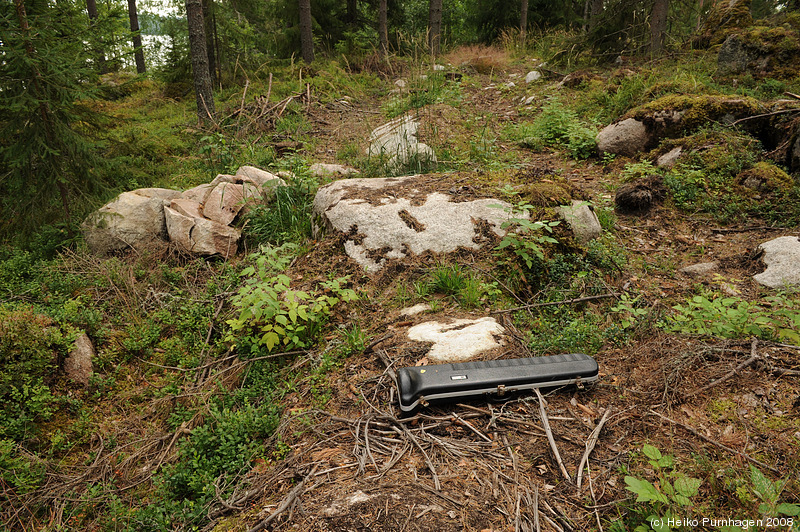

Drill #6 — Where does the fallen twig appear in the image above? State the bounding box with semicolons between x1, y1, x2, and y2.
710;226;774;234
247;465;319;532
492;293;619;314
731;108;800;125
535;389;572;483
687;338;760;398
576;407;611;489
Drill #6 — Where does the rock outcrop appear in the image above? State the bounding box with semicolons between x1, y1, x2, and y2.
597;95;761;157
82;166;284;257
312;176;514;272
717;25;800;79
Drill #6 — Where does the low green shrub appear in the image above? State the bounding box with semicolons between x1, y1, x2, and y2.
513;100;597;159
226;244;358;353
0;306;75;441
665;293;800;344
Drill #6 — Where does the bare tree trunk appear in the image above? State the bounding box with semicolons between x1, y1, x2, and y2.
85;0;108;73
347;0;357;24
186;0;215;124
298;0;314;64
202;0;217;86
650;0;669;55
589;0;604;31
428;0;442;56
521;0;528;44
127;0;146;73
379;0;388;56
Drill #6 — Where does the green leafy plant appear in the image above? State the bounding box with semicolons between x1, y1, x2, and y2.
226;245;358;353
492;201;560;269
611;294;650;329
516;100;597;159
620;444;703;532
666;293;800;344
748;466;800;519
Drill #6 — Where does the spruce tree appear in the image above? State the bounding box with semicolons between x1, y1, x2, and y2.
0;0;105;237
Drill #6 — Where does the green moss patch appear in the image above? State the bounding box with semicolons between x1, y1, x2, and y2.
631;94;763;131
736;161;796;192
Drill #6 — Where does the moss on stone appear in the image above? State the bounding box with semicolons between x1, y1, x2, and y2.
718;23;800;79
630;94;762;131
737;161;795;192
694;0;754;48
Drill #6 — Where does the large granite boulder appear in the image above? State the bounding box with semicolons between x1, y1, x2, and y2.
83;166;283;258
312;176;514;272
82;188;181;255
164;203;241;258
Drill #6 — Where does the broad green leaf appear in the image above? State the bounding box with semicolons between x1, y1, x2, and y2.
673;493;692;506
642;444;662;460
750;466;776;502
674;476;701;498
624;476;669;504
777;503;800;516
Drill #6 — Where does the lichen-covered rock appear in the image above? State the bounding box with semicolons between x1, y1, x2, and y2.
312;176;514;272
82;188;182;256
407;317;504;363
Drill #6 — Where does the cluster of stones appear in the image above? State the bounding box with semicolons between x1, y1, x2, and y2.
82;166;284;258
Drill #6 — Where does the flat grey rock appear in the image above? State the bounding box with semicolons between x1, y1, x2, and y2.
407;317;504;363
680;261;719;277
753;236;800;289
312;176;514;272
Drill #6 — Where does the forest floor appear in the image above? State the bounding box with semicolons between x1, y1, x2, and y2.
205;60;800;531
4;51;800;532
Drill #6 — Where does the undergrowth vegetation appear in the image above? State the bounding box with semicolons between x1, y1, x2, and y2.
2;28;800;531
